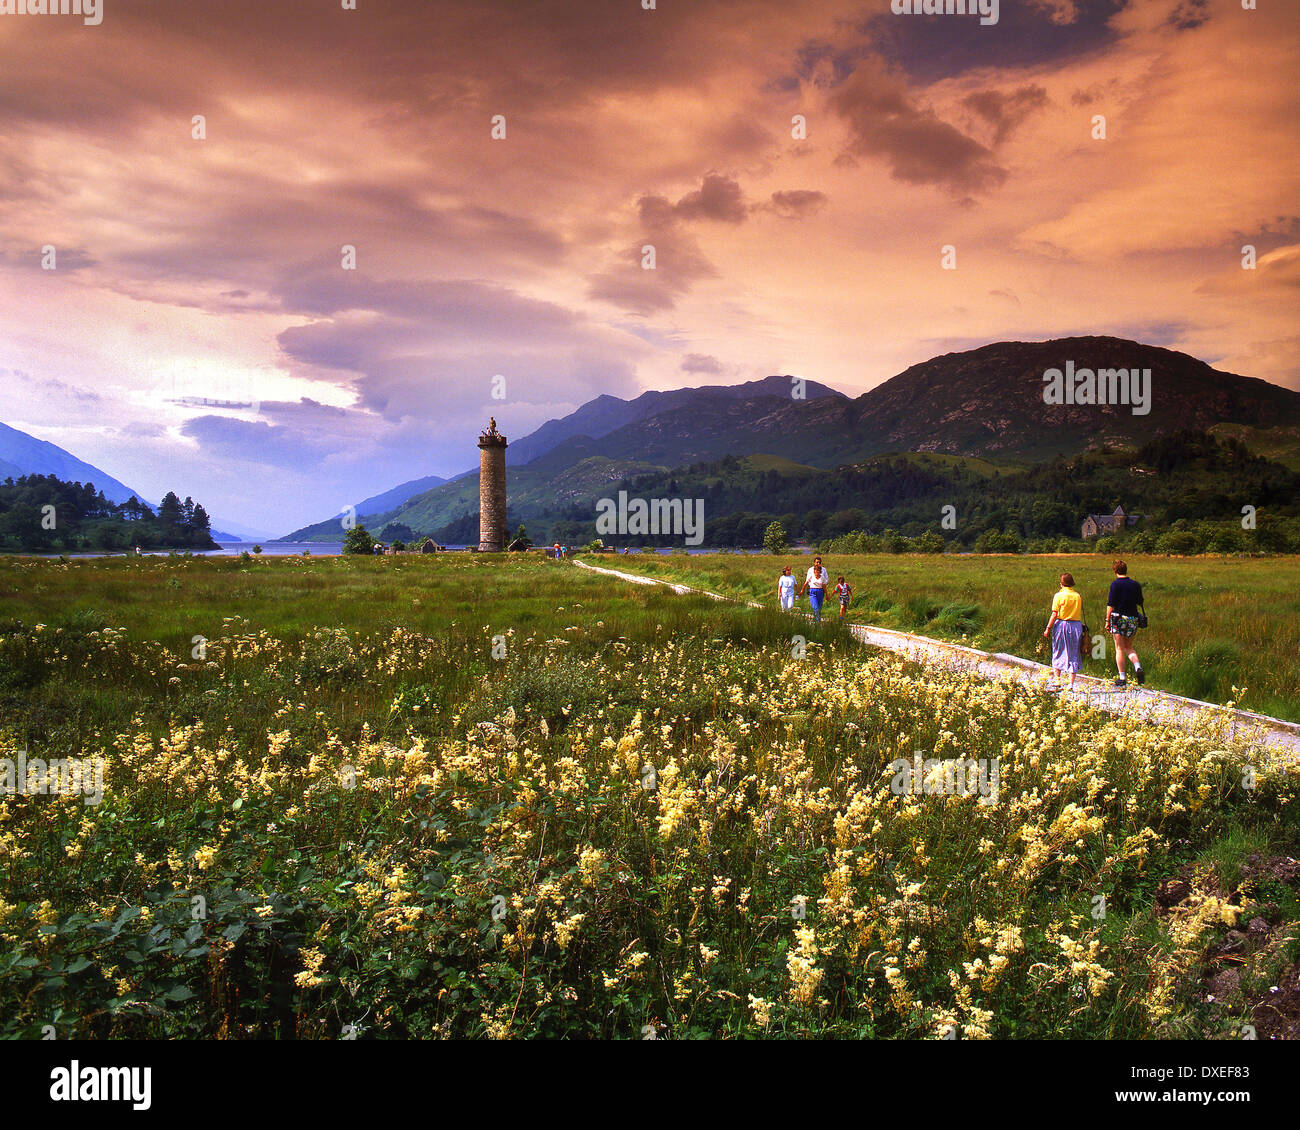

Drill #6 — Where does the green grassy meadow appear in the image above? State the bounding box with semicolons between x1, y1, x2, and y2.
0;552;1296;1040
0;552;803;757
599;553;1300;723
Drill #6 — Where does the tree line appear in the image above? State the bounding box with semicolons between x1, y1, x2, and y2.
0;475;218;552
532;431;1300;551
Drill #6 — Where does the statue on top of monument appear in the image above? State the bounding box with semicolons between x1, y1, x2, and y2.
482;416;500;439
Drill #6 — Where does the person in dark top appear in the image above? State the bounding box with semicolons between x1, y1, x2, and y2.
1105;560;1145;687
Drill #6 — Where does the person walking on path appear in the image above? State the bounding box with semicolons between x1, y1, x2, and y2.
834;575;853;620
777;565;797;612
1043;572;1085;692
799;555;830;623
1106;559;1146;687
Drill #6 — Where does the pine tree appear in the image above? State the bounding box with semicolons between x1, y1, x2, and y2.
158;491;183;527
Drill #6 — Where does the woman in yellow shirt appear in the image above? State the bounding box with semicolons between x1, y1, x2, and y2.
1042;572;1085;691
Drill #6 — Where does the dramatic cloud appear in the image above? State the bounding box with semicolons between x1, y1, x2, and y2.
830;61;1007;192
0;0;1294;534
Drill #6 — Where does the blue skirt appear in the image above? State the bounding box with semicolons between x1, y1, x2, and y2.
1052;620;1084;672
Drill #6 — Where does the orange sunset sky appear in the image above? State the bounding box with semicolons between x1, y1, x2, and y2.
0;0;1296;534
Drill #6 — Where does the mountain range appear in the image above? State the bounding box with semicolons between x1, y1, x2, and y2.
278;337;1300;543
279;375;844;539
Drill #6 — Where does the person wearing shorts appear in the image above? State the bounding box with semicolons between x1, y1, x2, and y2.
834;576;852;620
799;555;830;623
1106;560;1145;687
777;566;796;612
1043;572;1084;691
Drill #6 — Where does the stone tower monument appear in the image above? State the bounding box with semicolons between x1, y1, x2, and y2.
477;417;508;552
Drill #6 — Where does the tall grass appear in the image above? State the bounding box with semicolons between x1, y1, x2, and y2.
600;553;1300;721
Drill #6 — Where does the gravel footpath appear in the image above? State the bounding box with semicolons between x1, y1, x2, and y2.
574;557;1300;759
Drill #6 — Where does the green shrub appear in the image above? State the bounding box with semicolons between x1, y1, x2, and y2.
975;529;1023;554
1157;530;1202;555
343;526;375;555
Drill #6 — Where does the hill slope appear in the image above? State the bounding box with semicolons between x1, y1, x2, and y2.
551;337;1300;470
354;474;449;517
504;374;844;467
0;420;146;505
834;337;1300;464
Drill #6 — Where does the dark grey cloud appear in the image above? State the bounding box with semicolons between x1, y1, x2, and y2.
274;284;642;421
39;376;101;402
589;174;782;314
962;85;1049;145
108;185;567;301
674;175;749;224
1;0;808;137
830;62;1006;192
862;0;1127;84
638;174;750;230
681;353;723;374
1168;0;1212;32
768;189;829;219
13;246;98;271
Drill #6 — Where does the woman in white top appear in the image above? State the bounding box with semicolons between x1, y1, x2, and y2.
798;555;830;623
777;565;796;611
